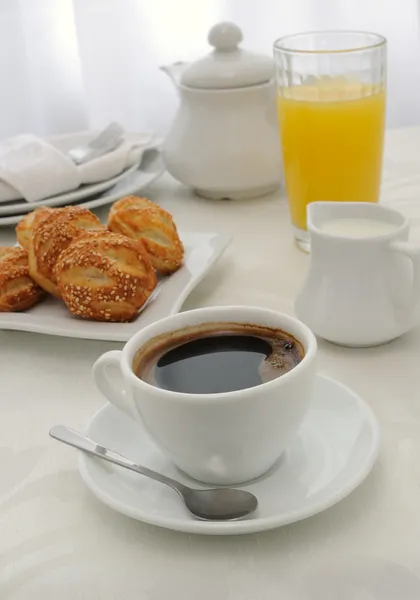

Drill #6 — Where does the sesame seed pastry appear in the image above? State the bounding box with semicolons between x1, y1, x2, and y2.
0;246;45;312
0;247;16;260
28;206;105;297
108;196;184;274
15;206;54;251
54;230;157;322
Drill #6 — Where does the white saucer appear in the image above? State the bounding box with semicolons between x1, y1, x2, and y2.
79;374;379;535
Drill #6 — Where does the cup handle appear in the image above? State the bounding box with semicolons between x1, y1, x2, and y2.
92;350;136;420
390;240;420;320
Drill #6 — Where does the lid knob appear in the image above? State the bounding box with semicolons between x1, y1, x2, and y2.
208;22;243;52
180;21;273;89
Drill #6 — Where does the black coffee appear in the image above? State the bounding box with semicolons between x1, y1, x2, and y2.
133;322;304;395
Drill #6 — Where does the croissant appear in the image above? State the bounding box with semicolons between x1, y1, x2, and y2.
0;246;45;312
16;206;54;251
54;230;157;322
108;196;184;274
28;206;104;297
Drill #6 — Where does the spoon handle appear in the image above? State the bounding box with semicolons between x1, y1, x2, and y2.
49;425;187;496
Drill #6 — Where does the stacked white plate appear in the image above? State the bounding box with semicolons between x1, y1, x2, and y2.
0;133;165;227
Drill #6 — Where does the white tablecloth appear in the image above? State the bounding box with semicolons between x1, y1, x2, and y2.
2;128;420;598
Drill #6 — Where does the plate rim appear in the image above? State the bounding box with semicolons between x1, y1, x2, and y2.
0;162;141;216
0;231;231;341
78;373;380;535
0;154;165;226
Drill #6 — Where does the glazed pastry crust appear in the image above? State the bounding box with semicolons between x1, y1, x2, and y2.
15;207;54;251
54;230;157;322
0;246;45;312
108;196;184;274
29;206;104;297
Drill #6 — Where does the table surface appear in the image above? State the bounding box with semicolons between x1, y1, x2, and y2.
2;127;420;598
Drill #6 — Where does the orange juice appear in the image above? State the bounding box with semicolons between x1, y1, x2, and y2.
277;82;386;231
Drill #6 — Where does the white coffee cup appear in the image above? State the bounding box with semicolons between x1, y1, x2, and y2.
93;306;317;485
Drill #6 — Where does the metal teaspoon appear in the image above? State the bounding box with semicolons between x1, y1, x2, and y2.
49;425;258;521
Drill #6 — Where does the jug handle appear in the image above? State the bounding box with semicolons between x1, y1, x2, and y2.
390;240;420;321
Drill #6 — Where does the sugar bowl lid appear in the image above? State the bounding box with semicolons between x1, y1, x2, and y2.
180;22;274;89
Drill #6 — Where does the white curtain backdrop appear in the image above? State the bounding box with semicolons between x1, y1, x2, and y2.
1;0;420;138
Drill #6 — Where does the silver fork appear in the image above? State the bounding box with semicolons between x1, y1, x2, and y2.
68;122;124;165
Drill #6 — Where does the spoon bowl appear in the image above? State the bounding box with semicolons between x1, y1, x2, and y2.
183;487;258;521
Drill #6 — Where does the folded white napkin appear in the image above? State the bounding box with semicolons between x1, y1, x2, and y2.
0;130;154;203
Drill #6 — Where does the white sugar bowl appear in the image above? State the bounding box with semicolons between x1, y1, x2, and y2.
161;22;282;200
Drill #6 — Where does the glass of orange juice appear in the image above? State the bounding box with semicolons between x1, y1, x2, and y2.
274;31;387;251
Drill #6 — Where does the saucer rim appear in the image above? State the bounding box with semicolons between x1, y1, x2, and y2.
78;374;380;535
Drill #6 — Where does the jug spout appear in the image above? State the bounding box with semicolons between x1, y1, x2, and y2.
160;61;189;89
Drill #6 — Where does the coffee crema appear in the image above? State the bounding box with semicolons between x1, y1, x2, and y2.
133;322;305;395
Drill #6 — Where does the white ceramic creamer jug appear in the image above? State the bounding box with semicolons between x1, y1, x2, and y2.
295;202;420;347
161;22;282;200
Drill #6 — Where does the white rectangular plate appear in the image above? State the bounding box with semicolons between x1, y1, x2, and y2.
0;231;230;341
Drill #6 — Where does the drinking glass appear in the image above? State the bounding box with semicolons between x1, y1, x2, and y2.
274;31;387;251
